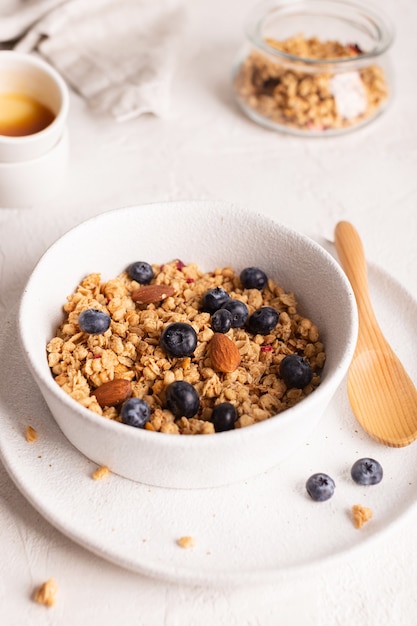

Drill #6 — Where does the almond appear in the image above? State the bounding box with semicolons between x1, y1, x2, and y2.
93;379;132;408
210;333;241;373
131;284;175;304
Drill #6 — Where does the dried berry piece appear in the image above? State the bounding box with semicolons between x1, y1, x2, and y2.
306;473;335;501
221;299;248;328
280;354;313;388
202;287;230;313
165;381;200;418
127;261;154;284
247;306;279;335
240;266;268;289
351;458;383;485
211;308;233;333
210;402;238;432
78;309;111;334
160;322;197;358
120;397;151;428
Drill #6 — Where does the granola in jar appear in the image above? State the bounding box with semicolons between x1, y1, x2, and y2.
232;1;393;135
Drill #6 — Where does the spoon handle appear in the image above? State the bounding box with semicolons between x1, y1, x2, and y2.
334;221;378;333
335;221;417;448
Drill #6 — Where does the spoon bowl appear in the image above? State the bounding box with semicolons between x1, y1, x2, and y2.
334;221;417;447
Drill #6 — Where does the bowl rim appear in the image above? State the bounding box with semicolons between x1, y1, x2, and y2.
18;200;358;450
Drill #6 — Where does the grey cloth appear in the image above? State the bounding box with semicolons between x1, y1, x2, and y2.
15;0;186;120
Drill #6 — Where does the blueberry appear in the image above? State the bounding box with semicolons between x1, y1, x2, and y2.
202;287;230;313
160;322;197;358
211;308;233;333
120;397;150;428
240;267;268;290
280;354;313;389
78;309;111;335
247;306;279;335
127;261;154;284
351;458;383;485
165;381;200;418
306;473;335;502
221;299;248;328
210;402;238;432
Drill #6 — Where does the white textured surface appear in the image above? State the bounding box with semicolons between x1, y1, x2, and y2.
1;0;417;623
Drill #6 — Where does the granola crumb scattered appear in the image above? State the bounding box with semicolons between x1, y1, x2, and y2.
177;536;196;549
33;578;58;607
92;465;110;480
25;425;38;443
352;504;373;528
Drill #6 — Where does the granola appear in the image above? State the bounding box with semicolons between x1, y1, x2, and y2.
352;504;373;528
92;465;110;480
234;34;389;132
25;425;38;443
46;260;325;434
33;578;58;607
177;536;196;549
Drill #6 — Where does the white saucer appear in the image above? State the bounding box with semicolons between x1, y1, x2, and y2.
1;263;417;586
0;130;68;208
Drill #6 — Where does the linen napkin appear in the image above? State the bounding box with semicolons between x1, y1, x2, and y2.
15;0;186;120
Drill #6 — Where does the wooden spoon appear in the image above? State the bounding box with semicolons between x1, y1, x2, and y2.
334;221;417;447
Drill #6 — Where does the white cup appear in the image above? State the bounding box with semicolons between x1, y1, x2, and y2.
0;50;69;207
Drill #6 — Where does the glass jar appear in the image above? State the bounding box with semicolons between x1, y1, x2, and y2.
232;0;394;136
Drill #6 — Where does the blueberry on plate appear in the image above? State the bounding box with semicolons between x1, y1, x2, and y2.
280;354;313;389
210;402;238;432
202;287;230;313
306;473;335;502
240;267;268;290
247;306;279;335
78;309;111;335
165;381;200;418
160;322;197;358
120;397;151;428
211;308;233;333
221;299;248;328
127;261;154;284
351;458;383;485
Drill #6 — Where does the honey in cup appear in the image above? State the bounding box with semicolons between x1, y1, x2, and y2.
0;92;55;137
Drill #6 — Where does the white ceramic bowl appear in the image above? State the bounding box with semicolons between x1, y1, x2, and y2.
18;201;358;489
0;129;68;208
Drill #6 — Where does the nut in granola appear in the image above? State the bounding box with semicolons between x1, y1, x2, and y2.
93;378;132;408
132;284;175;304
209;333;241;373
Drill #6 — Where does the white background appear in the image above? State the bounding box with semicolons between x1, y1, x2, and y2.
1;0;417;624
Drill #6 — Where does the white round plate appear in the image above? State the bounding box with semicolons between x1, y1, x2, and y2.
1;263;417;586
